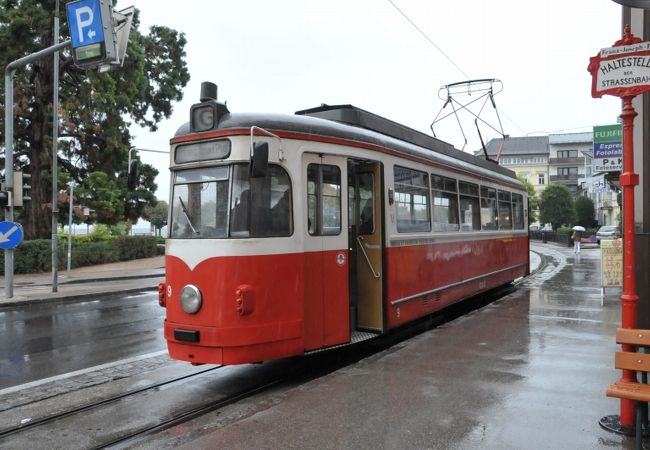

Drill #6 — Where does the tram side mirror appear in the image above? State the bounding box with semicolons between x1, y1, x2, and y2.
127;159;139;190
250;142;269;178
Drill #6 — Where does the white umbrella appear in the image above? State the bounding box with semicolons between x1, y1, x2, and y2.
572;225;586;232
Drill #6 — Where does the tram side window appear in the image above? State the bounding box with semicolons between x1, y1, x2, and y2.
459;181;480;231
480;186;498;230
394;166;430;233
308;164;341;236
498;190;512;230
512;193;525;230
431;174;459;232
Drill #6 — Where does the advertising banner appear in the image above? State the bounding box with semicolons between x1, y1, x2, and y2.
593;124;622;172
601;238;623;287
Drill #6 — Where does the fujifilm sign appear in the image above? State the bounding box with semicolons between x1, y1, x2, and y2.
593;124;622;173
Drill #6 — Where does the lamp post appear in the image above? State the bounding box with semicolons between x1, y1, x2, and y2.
52;0;60;292
67;181;75;274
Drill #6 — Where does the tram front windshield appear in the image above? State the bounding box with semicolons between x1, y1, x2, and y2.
170;164;292;238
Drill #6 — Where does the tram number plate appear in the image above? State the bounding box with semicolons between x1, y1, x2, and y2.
174;329;200;343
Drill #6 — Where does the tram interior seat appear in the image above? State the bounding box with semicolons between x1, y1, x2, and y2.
606;328;650;448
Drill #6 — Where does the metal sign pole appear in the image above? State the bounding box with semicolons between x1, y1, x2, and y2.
52;0;60;292
589;24;647;432
4;71;15;299
4;39;71;299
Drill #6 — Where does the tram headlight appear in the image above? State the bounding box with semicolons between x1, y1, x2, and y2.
180;285;202;314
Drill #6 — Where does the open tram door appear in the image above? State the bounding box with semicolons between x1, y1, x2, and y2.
348;160;384;333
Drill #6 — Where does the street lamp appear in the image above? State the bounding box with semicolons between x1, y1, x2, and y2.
67;181;75;274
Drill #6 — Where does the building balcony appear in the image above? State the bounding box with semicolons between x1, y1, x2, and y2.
549;157;585;165
550;174;579;183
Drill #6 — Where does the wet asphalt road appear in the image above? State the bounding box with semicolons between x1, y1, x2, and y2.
0;292;165;390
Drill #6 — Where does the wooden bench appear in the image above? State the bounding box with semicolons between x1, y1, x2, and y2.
607;328;650;449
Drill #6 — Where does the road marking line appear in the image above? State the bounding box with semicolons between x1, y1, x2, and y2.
0;350;168;396
529;314;603;324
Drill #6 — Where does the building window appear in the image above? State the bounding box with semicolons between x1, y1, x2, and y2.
557;167;578;176
538;173;545;185
557;150;578;159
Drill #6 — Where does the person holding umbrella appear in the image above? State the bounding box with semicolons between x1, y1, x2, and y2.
572;225;586;253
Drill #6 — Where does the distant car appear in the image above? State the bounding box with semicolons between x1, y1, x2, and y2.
596;225;621;245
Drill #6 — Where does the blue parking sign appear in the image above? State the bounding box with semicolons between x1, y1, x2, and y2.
66;0;105;49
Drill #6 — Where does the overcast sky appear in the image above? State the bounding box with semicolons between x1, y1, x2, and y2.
123;0;624;202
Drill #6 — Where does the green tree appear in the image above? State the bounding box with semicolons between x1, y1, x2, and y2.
539;183;576;230
144;200;168;236
518;175;538;226
574;195;596;228
0;1;189;239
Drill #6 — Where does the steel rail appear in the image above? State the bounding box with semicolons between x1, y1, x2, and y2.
0;366;221;439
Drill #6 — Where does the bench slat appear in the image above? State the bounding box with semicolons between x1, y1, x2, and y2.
616;328;650;346
615;351;650;372
607;381;650;402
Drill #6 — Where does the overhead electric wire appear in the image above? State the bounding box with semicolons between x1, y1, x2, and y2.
387;0;527;137
387;0;470;80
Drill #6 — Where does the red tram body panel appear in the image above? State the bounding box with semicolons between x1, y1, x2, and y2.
159;83;530;365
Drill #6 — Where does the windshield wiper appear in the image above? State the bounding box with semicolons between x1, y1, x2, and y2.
178;196;199;235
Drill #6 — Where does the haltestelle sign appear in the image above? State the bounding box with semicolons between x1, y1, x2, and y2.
589;28;650;98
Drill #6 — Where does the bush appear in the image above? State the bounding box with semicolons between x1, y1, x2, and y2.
0;235;164;274
114;235;158;260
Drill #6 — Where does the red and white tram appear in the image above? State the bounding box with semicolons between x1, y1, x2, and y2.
159;82;529;365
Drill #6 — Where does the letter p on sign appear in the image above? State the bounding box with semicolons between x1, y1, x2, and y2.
75;6;95;42
75;6;93;43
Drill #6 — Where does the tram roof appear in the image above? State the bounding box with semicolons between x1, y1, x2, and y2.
174;104;517;181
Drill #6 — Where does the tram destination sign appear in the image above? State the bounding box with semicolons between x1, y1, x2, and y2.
589;40;650;98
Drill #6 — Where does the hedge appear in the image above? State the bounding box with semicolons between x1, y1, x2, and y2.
0;236;165;274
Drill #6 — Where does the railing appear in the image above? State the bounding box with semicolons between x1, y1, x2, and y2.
550;174;580;182
529;230;572;246
549;157;585;165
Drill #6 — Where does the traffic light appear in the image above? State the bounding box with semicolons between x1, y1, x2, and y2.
0;190;8;207
12;171;31;207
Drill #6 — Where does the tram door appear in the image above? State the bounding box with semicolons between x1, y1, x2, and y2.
302;153;349;350
348;160;384;332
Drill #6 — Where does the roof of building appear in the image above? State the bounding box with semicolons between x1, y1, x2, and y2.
477;136;549;157
548;132;592;144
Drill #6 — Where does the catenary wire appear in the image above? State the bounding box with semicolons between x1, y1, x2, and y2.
386;0;527;137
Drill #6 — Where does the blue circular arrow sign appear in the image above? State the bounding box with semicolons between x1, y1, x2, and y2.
0;221;24;249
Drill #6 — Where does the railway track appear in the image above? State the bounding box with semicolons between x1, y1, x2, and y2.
0;366;222;443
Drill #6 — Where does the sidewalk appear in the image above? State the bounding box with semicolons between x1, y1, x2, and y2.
0;255;164;307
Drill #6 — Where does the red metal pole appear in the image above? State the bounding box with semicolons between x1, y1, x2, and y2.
619;95;640;427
